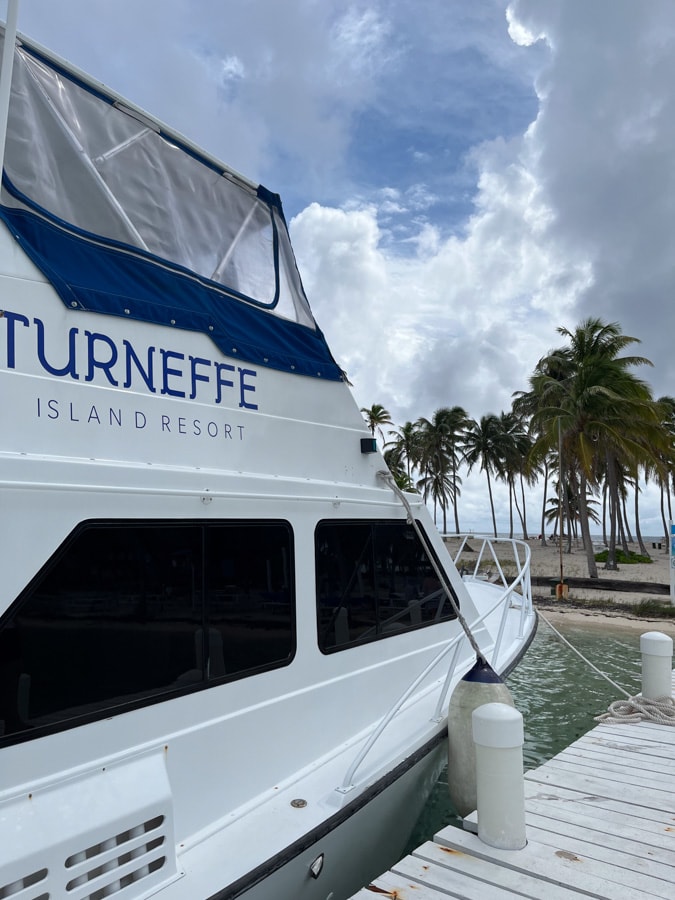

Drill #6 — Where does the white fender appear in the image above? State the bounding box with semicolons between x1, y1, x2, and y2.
446;658;515;817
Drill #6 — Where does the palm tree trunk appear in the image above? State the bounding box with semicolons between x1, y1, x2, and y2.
661;481;669;543
621;495;633;544
451;456;461;534
508;479;514;539
618;515;629;556
486;471;498;538
518;473;529;540
563;486;572;555
579;472;599;578
634;476;649;557
605;455;619;570
540;460;548;546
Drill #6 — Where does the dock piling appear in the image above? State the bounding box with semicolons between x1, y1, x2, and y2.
640;631;673;699
472;702;526;850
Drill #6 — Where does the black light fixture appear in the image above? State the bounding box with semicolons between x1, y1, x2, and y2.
360;437;377;454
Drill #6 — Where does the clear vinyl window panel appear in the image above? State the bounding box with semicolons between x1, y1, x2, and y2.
0;521;294;740
1;39;315;325
315;520;458;653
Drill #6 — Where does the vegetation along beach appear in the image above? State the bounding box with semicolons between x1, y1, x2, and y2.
362;317;675;633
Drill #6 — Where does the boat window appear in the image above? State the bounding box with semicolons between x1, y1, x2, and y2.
315;520;458;653
0;521;294;742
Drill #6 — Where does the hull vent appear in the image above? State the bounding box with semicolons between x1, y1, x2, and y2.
64;815;166;898
0;867;48;899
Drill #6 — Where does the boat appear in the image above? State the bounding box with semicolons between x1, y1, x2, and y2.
0;9;537;900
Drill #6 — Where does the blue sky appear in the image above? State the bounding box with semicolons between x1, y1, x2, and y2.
7;0;675;534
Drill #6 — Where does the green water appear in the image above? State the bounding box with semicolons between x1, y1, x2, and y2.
409;618;644;848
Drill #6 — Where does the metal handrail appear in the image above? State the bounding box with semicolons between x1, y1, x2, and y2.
337;536;533;792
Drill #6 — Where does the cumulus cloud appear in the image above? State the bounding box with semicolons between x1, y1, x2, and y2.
508;0;675;399
291;133;591;422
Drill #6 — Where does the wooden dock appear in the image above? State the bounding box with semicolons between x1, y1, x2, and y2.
353;716;675;898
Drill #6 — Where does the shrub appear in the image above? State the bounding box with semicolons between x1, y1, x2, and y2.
594;549;652;564
633;599;675;618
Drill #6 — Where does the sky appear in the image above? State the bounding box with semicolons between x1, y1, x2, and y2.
8;0;675;536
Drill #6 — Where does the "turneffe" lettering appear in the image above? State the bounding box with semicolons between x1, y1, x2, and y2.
1;310;258;410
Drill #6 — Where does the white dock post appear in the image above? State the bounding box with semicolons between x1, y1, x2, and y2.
472;702;526;850
640;631;673;699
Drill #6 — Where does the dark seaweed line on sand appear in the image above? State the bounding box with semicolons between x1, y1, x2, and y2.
531;575;669;595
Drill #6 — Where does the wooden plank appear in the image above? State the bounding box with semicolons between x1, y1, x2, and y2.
409;840;588;899
583;726;675;755
352;866;465;898
435;826;664;899
526;763;675;810
562;741;675;773
524;809;675;870
571;728;675;756
523;779;675;827
592;722;675;743
535;756;675;793
524;795;675;848
521;826;675;894
554;746;675;778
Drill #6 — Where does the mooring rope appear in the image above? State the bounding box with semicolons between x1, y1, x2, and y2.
595;695;675;725
537;609;675;726
377;470;487;663
537;609;631;697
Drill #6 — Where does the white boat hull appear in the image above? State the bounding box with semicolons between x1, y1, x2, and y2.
211;740;446;900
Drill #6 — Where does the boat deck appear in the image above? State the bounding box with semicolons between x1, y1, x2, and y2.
352;679;675;898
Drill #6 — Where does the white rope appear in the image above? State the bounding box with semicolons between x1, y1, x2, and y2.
595;695;675;726
537;610;631;698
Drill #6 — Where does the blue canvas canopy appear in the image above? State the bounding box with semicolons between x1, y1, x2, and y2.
0;32;343;381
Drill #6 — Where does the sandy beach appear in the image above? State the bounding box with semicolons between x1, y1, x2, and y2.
446;536;675;636
527;539;675;634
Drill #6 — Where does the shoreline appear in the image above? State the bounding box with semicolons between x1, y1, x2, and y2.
534;603;675;636
529;539;675;634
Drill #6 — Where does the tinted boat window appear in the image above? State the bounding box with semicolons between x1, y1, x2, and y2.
0;521;294;740
205;525;293;678
316;520;458;652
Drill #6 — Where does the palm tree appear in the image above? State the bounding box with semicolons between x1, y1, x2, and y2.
495;410;534;539
383;447;415;492
463;413;504;538
386;421;422;484
415;407;469;534
516;318;661;577
652;396;675;542
360;403;392;445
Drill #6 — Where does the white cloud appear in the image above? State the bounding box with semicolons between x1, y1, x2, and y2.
220;55;246;82
331;6;395;77
507;0;675;402
292;123;591;424
505;4;544;48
